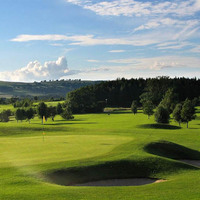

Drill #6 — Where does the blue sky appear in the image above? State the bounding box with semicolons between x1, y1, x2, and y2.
0;0;200;82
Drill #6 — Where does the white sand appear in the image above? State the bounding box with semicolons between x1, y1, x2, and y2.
72;178;165;186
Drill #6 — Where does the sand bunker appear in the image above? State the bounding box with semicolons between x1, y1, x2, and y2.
72;178;165;186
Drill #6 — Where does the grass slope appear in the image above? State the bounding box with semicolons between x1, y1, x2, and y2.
0;107;200;199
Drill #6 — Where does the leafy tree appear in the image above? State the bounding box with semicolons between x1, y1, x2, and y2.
154;105;170;124
26;108;35;123
34;96;38;101
172;103;182;126
143;100;154;119
140;92;153;105
0;110;10;122
159;88;178;113
4;109;12;117
56;103;63;114
131;100;137;114
15;108;26;122
37;102;48;123
48;106;57;121
192;97;199;106
61;107;74;120
181;99;196;128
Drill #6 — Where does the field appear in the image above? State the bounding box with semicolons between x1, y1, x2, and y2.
1;107;200;199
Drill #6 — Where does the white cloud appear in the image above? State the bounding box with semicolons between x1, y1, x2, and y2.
108;56;200;70
10;34;94;42
11;34;159;46
50;43;64;47
157;42;191;50
108;50;126;53
0;57;76;82
1;55;200;82
190;45;200;53
65;0;200;17
87;59;100;62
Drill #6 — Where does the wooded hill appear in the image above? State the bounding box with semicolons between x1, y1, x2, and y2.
0;80;101;98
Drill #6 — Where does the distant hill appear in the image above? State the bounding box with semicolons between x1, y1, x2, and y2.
0;80;102;98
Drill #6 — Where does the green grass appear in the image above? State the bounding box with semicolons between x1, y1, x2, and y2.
1;106;200;199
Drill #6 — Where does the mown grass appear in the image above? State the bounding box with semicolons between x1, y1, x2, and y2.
0;106;200;199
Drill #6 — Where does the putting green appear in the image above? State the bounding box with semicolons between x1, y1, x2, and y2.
0;135;132;168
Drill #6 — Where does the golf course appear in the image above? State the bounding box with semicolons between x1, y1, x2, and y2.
1;104;200;200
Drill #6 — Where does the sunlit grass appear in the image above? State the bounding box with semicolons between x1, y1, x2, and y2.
0;106;200;199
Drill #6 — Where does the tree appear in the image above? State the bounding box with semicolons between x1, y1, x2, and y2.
0;110;10;122
159;88;178;114
192;97;199;106
61;107;74;120
181;99;196;128
48;106;57;121
37;102;48;123
26;108;35;123
131;100;137;114
56;103;63;114
15;108;26;122
143;100;154;119
154;105;170;124
172;103;182;126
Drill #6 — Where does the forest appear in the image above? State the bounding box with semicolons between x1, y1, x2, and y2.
66;76;200;113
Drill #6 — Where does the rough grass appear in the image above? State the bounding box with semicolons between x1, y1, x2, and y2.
0;106;200;199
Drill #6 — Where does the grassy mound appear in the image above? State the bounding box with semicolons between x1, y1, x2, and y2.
144;140;200;160
46;158;195;186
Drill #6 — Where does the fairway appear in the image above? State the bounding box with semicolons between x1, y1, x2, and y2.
1;108;200;199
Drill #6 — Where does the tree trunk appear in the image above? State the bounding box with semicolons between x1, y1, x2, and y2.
187;122;188;128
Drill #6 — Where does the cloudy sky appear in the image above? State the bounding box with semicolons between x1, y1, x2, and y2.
0;0;200;82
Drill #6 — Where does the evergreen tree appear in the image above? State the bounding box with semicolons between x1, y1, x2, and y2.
181;99;196;128
154;105;170;124
143;100;154;119
131;100;137;114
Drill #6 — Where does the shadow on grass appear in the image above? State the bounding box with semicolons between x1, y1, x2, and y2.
55;119;86;122
138;123;181;130
44;122;97;126
45;157;196;186
144;140;200;160
103;111;131;114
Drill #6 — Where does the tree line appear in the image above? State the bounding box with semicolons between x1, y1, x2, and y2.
66;76;200;114
0;102;74;123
